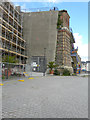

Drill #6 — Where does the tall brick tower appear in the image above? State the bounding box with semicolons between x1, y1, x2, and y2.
56;10;74;73
59;10;70;29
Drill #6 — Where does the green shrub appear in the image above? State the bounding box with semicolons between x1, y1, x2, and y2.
53;69;60;75
72;73;76;76
2;75;5;79
62;69;71;76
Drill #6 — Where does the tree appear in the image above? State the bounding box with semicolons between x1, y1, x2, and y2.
47;61;58;71
2;55;19;63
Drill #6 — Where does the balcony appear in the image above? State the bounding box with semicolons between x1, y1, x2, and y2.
2;33;5;37
17;50;21;53
71;49;77;56
2;44;5;48
71;48;79;63
3;17;8;23
12;47;16;52
9;21;13;26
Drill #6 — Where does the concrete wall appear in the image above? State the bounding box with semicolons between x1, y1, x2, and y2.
22;11;58;63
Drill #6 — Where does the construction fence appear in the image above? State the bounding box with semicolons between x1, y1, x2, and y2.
1;62;26;79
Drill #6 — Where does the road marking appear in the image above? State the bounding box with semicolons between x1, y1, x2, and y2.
28;78;34;79
23;72;26;73
18;80;24;82
25;74;29;76
0;83;4;86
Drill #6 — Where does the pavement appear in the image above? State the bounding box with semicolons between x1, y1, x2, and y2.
1;76;88;118
25;72;44;77
77;73;90;77
24;71;90;77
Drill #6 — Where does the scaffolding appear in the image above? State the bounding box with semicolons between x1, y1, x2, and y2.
0;1;28;66
0;1;28;78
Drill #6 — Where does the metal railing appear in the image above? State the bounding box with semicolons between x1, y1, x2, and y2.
21;7;58;12
2;62;26;79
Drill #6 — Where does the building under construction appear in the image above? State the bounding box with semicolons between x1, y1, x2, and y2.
0;1;28;70
0;1;81;74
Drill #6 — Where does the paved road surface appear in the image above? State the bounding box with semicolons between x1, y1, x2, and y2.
2;76;88;118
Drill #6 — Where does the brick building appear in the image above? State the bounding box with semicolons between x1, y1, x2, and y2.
55;10;75;72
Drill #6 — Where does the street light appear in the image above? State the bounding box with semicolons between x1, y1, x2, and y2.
6;31;13;79
43;48;46;76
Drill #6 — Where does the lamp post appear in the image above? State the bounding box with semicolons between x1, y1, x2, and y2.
6;31;13;79
43;48;46;76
